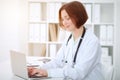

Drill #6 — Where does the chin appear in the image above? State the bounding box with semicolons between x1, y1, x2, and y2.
66;29;72;32
65;27;71;31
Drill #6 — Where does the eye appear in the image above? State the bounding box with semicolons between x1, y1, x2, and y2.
61;16;70;22
66;17;70;20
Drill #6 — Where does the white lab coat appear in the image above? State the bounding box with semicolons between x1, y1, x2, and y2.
41;28;105;80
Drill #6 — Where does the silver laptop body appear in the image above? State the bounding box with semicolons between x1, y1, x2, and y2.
10;50;51;80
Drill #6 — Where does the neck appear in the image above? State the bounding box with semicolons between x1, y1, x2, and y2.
73;26;84;41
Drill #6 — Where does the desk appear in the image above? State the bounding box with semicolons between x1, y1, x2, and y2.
0;58;63;80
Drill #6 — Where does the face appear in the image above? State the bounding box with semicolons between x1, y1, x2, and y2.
61;9;76;32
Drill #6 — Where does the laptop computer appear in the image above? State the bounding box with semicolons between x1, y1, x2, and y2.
10;50;51;80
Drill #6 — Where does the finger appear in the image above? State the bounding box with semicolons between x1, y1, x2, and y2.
31;68;39;75
27;67;33;71
28;67;37;76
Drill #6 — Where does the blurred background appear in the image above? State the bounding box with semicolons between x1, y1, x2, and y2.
0;0;120;80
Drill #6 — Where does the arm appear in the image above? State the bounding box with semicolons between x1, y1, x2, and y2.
46;38;102;79
28;44;66;77
41;44;65;69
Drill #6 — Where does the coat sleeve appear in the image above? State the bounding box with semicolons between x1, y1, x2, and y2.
46;38;101;79
40;42;67;78
41;44;65;69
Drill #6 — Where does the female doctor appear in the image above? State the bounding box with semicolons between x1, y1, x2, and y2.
28;1;105;80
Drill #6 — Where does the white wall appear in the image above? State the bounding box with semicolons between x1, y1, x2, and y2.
0;0;28;62
17;0;28;55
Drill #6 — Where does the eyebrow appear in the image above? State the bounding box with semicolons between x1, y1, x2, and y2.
62;15;70;19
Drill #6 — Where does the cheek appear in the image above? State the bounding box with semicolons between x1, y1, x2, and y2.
69;21;75;28
62;21;66;26
62;20;70;27
69;19;74;25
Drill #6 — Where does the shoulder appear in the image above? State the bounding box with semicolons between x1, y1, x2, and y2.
84;28;100;45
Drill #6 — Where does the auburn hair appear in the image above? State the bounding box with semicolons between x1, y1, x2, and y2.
59;1;88;28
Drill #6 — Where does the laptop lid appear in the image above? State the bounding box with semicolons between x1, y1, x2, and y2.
10;50;29;79
10;50;52;80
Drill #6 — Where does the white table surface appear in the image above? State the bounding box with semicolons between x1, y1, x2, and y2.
0;57;63;80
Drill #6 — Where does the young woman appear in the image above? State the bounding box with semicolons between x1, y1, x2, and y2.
28;1;105;80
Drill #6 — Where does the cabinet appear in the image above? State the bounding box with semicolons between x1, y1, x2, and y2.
28;0;115;68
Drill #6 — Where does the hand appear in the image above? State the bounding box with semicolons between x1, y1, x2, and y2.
27;67;48;77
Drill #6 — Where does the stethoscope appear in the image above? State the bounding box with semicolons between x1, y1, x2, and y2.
62;27;86;68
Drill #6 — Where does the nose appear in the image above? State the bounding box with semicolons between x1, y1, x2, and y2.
62;20;68;26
